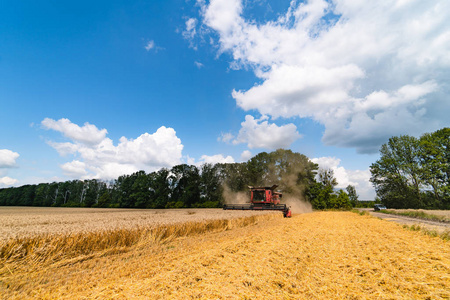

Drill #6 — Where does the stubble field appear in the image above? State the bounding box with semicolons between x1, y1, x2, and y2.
1;207;449;299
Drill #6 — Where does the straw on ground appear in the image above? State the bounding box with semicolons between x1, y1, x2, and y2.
1;210;449;299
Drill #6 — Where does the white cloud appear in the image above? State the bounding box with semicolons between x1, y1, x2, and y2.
144;40;164;52
0;176;18;187
197;0;450;153
203;0;242;46
240;150;252;162
217;132;234;143
312;156;354;187
194;61;204;68
183;18;198;40
43;118;184;180
60;160;88;178
0;149;19;168
145;40;155;51
232;115;301;149
198;154;235;165
186;155;196;166
312;156;374;200
47;142;79;156
42;118;107;146
232;64;365;119
322;81;439;153
0;149;19;187
346;169;373;200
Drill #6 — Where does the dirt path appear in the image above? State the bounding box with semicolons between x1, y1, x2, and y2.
363;209;450;234
2;211;449;299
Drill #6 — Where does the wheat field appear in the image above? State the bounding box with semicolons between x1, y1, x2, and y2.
1;209;449;299
0;207;275;240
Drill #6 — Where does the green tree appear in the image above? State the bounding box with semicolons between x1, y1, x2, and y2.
97;191;112;208
245;149;318;198
33;183;48;206
220;162;249;193
346;185;358;207
330;190;352;210
130;171;151;208
318;169;338;188
198;163;223;207
307;182;333;209
149;168;171;208
246;152;270;186
419;128;450;208
370;135;423;208
116;174;136;208
83;180;101;207
170;164;201;208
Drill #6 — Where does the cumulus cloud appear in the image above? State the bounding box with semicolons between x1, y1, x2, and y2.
0;149;19;168
312;156;374;200
60;160;88;178
0;176;18;186
197;0;450;153
42;118;107;146
232;115;301;149
0;149;19;187
43;118;184;179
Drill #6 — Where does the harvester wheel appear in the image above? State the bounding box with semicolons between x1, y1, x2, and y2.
284;209;292;218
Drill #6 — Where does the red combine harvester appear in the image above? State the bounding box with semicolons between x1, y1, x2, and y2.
223;185;292;218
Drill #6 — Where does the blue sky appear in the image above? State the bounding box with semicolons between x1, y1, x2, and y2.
1;0;449;199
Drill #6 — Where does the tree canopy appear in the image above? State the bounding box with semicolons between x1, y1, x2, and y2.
370;128;450;209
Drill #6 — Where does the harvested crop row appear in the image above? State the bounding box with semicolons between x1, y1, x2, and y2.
1;211;449;299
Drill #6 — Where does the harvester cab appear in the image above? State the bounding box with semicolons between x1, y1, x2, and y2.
223;185;292;218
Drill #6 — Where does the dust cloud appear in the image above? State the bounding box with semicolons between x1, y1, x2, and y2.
283;196;312;214
222;185;249;204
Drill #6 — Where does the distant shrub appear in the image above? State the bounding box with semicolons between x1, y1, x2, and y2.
192;201;220;208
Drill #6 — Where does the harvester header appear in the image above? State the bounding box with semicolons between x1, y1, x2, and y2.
223;185;292;218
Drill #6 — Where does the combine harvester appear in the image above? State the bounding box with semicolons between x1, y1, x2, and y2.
223;185;292;218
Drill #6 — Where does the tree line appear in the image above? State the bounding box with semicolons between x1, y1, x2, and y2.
370;128;449;209
5;125;446;210
0;149;355;210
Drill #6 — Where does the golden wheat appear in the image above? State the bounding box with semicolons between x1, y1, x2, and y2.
0;207;276;240
1;211;449;299
0;210;279;266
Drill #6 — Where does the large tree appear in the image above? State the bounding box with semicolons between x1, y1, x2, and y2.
419;128;450;207
346;185;359;207
170;164;201;208
246;149;318;197
371;128;450;209
370;136;422;208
